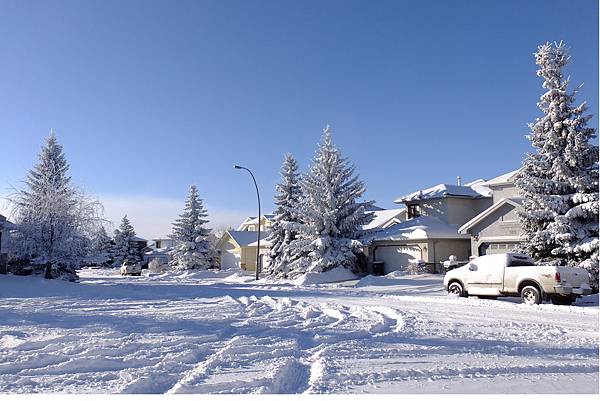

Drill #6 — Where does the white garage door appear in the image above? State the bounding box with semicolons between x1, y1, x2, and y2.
375;245;422;273
220;251;240;269
479;242;518;256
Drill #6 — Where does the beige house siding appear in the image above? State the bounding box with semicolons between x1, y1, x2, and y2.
490;184;519;203
445;197;492;225
240;246;270;271
417;198;448;221
430;239;471;263
467;202;522;256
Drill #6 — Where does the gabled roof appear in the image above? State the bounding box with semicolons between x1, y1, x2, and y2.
237;214;275;230
362;215;468;244
227;230;270;247
458;197;523;234
131;236;147;242
483;169;521;186
395;183;491;203
361;208;406;230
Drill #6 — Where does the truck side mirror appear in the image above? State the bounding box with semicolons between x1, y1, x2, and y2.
468;265;477;271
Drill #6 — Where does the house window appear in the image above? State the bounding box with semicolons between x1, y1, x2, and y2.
407;204;421;219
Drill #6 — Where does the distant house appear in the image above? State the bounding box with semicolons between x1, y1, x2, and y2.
216;228;270;271
458;169;524;256
363;180;493;274
143;237;174;266
236;214;275;232
0;214;15;272
152;238;175;249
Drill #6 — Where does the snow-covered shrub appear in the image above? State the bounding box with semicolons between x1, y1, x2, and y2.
148;258;166;273
406;260;428;275
515;41;598;290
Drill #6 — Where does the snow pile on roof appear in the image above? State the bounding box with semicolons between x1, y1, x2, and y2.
362;215;467;243
362;208;405;230
293;266;358;285
483;169;521;186
243;214;275;225
228;230;270;247
396;183;491;203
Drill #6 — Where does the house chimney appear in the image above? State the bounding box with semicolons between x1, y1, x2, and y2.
457;176;462;186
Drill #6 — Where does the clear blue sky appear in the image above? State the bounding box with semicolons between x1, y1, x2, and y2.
0;0;598;237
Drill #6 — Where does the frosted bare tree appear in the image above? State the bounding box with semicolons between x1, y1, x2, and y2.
10;132;104;280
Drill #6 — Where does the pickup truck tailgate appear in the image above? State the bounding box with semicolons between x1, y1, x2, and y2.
557;266;589;288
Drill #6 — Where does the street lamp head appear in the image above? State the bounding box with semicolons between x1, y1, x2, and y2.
234;165;243;169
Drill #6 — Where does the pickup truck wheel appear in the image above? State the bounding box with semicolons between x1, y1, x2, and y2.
521;285;541;305
448;282;466;297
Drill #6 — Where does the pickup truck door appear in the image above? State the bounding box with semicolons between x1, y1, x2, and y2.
465;260;503;295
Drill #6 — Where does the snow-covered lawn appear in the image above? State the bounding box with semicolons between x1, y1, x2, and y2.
0;268;597;394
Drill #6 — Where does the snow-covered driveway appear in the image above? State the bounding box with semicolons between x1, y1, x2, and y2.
0;269;598;394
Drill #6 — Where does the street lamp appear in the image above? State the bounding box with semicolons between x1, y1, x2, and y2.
234;165;261;280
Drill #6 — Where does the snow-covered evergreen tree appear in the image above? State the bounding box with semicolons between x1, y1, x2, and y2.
10;132;102;280
90;226;113;266
169;185;215;270
286;125;374;277
516;41;599;289
112;215;140;266
266;154;302;277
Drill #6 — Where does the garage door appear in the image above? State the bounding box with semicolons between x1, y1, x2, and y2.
220;251;240;269
478;242;518;256
375;245;422;273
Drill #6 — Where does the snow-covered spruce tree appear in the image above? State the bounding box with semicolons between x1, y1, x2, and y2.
112;215;140;266
266;153;302;277
90;226;113;266
11;133;103;280
286;125;374;277
169;185;215;270
516;41;599;289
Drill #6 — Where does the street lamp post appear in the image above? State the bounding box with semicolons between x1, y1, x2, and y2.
234;165;261;280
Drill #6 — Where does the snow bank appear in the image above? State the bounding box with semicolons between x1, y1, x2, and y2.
354;271;407;287
293;267;358;286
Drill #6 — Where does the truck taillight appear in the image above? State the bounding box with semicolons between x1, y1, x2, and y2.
554;272;561;282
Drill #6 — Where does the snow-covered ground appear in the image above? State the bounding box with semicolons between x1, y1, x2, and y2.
0;268;598;394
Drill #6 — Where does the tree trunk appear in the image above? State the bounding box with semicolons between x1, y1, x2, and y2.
0;254;7;275
44;261;53;279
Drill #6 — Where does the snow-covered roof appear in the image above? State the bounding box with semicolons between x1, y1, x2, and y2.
131;236;147;242
237;214;275;230
458;197;523;234
227;230;270;247
0;214;16;230
483;169;521;186
362;208;406;230
362;215;468;243
395;183;491;203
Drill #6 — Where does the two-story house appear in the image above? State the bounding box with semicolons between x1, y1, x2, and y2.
458;169;524;256
362;180;493;274
216;214;274;271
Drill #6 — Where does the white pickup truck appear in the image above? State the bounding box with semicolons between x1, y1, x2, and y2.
443;253;592;305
